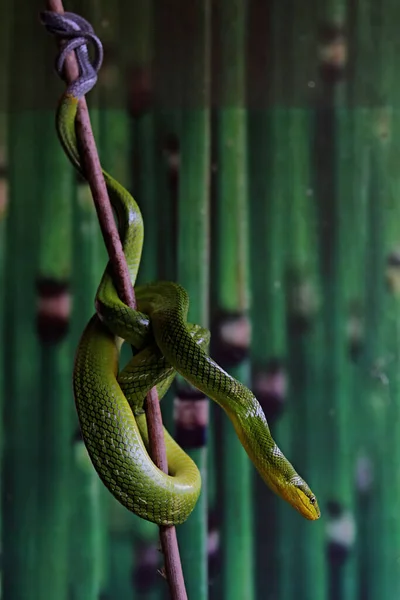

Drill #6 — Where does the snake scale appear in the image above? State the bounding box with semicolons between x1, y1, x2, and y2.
41;11;320;526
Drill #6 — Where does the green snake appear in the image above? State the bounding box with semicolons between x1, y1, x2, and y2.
43;11;320;526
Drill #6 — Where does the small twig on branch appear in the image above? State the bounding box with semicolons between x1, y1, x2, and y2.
44;2;187;598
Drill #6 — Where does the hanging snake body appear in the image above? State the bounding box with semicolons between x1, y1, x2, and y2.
44;10;320;526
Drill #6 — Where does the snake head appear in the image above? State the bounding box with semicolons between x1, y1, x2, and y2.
40;11;103;88
285;475;321;520
40;11;94;37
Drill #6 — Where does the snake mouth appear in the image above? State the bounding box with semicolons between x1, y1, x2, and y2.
281;475;321;520
295;488;321;520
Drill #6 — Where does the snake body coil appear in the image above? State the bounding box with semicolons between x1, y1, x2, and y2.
44;11;320;526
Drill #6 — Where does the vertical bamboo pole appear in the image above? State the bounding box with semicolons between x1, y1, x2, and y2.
175;2;211;598
127;3;164;596
211;2;254;599
381;143;400;597
34;23;74;600
0;0;9;298
283;1;326;599
314;0;359;597
69;149;105;600
375;1;400;595
152;0;186;444
247;4;289;598
96;3;139;598
284;108;326;600
65;2;106;598
153;0;182;285
347;0;382;597
130;0;157;286
264;2;300;599
359;148;387;600
104;2;162;597
0;0;10;572
2;1;42;597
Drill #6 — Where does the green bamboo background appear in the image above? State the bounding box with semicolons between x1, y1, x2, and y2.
1;0;400;598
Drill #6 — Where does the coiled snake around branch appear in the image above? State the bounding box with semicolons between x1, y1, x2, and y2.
41;11;320;526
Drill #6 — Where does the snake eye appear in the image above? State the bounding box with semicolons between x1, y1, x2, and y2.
310;496;316;505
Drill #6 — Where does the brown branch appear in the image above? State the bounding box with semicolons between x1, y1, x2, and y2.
44;2;187;598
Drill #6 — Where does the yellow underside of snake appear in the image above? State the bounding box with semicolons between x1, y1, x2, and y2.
60;93;320;526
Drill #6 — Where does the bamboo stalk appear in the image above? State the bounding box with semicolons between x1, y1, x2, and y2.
174;2;211;598
68;8;105;597
97;3;140;596
152;0;183;442
2;1;43;596
247;6;287;598
267;3;298;599
0;0;10;566
247;3;292;597
43;2;187;598
283;1;326;598
35;20;74;599
347;0;381;597
248;113;283;600
314;1;356;598
370;0;400;595
129;0;157;285
123;2;163;593
212;2;254;599
360;148;386;600
285;104;325;600
103;4;163;597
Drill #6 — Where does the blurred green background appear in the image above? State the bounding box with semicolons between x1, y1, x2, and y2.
1;0;400;598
